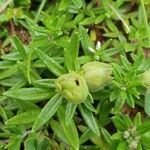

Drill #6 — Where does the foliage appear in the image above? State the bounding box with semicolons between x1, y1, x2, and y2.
0;0;150;149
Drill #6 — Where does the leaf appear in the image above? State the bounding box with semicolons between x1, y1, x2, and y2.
80;128;95;144
65;102;77;125
84;95;96;112
0;105;7;121
69;32;79;61
32;93;63;132
79;104;100;136
14;99;39;111
0;73;25;87
33;79;55;89
134;112;141;127
144;89;150;116
59;0;70;11
37;137;51;150
24;138;37;150
4;88;53;102
101;127;112;145
79;25;95;54
17;61;41;83
58;105;79;150
6;109;41;125
0;61;15;69
6;136;22;150
0;64;18;80
64;48;74;71
71;0;82;8
13;35;26;59
50;119;68;143
141;131;150;148
112;115;127;131
36;49;66;77
137;120;150;134
117;141;128;150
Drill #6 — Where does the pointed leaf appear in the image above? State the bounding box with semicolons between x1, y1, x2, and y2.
36;49;66;77
4;88;53;102
13;35;26;59
0;64;18;80
71;0;82;8
32;93;63;132
79;104;100;136
58;105;79;150
64;48;74;71
6;109;41;125
144;89;150;116
65;102;77;125
79;25;95;54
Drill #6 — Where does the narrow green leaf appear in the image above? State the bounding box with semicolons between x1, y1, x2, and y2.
58;105;79;150
117;141;128;150
64;48;74;71
59;0;70;11
6;109;41;125
35;0;47;22
0;105;7;121
71;0;82;8
137;121;150;134
0;61;15;69
134;112;141;126
0;73;26;87
0;64;18;80
50;119;68;143
69;32;79;61
65;102;77;125
14;99;39;111
101;127;112;145
80;128;95;144
36;49;66;76
13;36;26;59
24;138;37;150
37;137;51;150
4;88;53;102
79;25;95;54
6;136;22;150
33;79;55;89
144;89;150;116
84;95;96;112
32;93;63;132
17;61;41;83
112;115;127;131
79;104;100;136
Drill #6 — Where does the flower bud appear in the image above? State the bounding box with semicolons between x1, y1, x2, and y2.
82;61;113;92
141;70;150;88
55;72;88;104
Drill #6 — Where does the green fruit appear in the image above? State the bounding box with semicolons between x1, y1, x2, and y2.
82;61;113;92
55;72;88;104
141;70;150;88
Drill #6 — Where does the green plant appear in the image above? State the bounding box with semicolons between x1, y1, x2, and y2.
0;0;150;149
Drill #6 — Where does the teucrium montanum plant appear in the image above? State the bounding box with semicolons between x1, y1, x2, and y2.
1;0;150;149
30;36;107;138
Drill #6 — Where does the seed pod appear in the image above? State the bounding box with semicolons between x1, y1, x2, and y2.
141;70;150;88
55;72;88;104
82;61;113;92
